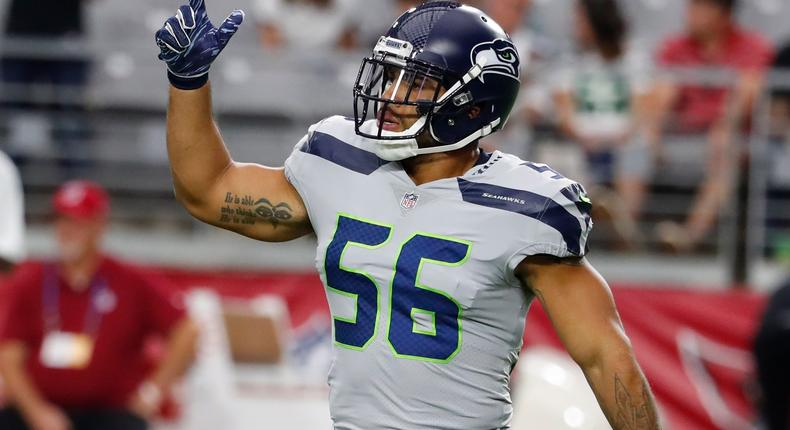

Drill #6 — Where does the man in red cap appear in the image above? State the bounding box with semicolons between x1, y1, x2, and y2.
652;0;774;251
0;180;199;430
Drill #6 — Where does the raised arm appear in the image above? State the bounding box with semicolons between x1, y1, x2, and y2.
166;85;310;241
156;0;311;242
516;256;661;430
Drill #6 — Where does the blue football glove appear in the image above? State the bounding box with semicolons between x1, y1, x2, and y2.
155;0;244;90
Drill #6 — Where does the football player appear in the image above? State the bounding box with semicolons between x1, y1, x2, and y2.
156;1;661;428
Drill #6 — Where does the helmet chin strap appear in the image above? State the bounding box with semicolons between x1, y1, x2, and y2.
424;116;501;153
371;116;501;162
370;116;426;161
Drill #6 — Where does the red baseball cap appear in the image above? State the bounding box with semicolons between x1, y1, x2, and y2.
52;180;110;219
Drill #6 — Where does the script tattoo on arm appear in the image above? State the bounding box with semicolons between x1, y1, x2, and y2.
614;374;660;430
218;192;294;228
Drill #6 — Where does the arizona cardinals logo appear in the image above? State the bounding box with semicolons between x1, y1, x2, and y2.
677;330;755;430
471;38;521;83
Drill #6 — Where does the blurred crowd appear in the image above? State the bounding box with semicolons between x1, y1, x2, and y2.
2;0;790;256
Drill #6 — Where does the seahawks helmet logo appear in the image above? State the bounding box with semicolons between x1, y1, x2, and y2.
471;38;521;83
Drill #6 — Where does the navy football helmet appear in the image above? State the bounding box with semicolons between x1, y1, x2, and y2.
353;1;521;161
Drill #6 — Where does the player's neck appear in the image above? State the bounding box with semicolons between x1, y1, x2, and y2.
60;252;102;291
402;145;480;186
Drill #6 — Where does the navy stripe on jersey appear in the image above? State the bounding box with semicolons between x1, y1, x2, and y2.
457;178;583;255
300;131;389;175
560;184;592;230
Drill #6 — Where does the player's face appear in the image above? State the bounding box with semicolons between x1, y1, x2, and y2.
378;66;445;133
54;216;106;263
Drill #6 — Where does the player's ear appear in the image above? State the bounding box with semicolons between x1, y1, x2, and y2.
467;105;481;120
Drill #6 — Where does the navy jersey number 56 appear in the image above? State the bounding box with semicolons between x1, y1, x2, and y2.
324;214;471;363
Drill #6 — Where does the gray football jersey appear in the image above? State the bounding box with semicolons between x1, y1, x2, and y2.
284;116;592;430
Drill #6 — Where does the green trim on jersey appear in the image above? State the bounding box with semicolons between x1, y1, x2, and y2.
410;308;438;336
386;232;472;364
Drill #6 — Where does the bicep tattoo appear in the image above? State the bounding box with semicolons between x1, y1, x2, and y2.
218;192;294;228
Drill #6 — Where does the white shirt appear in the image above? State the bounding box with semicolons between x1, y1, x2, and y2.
552;43;653;142
0;150;25;264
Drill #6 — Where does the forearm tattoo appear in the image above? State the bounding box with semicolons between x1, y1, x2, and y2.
614;374;660;430
219;192;293;228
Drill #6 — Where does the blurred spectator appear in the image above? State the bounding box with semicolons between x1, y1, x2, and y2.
0;150;25;273
0;181;199;430
652;0;774;252
552;0;654;247
753;278;790;430
254;0;361;51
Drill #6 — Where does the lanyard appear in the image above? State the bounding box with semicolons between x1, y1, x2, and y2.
42;265;108;337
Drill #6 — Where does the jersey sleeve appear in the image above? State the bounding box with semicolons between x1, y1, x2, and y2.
283;135;310;198
506;181;593;272
283;119;326;204
284;116;373;219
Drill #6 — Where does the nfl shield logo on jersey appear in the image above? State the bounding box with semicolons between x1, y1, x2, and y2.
400;192;420;210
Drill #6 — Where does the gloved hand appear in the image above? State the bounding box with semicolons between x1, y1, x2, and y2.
155;0;245;90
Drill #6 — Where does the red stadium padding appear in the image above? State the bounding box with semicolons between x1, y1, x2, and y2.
0;266;768;429
523;287;766;430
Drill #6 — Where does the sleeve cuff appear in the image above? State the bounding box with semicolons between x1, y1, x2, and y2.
167;71;209;90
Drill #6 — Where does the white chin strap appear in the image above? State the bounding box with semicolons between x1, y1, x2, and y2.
367;58;499;162
370;116;501;162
